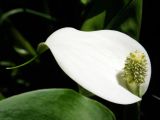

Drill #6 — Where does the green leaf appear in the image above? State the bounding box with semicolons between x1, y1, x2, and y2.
106;0;143;40
81;0;109;31
81;10;106;31
120;0;143;40
80;0;143;40
106;0;134;30
0;89;115;120
80;0;91;5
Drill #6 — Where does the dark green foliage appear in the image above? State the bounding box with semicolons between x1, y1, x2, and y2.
0;89;115;120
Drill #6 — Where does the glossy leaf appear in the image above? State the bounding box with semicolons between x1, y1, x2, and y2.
0;89;115;120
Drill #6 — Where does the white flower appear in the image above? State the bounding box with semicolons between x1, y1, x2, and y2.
45;27;151;105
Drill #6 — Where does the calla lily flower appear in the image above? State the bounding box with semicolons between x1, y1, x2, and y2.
45;27;151;105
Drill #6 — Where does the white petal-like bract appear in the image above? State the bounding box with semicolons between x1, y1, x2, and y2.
45;27;151;104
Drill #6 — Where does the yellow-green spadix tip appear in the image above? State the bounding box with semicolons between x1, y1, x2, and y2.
123;51;147;96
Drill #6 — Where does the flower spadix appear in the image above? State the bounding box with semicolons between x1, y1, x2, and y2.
45;27;151;105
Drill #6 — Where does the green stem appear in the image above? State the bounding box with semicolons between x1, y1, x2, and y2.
0;8;56;24
25;9;55;21
137;102;141;120
78;85;94;97
6;55;38;69
6;42;48;70
136;0;143;40
123;102;141;120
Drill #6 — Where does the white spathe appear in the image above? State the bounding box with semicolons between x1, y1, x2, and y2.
45;27;151;105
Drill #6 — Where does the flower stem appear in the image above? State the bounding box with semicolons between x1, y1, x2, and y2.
78;85;94;97
137;102;141;120
123;102;141;120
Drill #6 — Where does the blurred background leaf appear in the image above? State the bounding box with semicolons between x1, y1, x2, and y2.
81;0;143;40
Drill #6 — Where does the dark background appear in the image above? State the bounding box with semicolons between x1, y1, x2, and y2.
0;0;159;120
140;0;160;119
